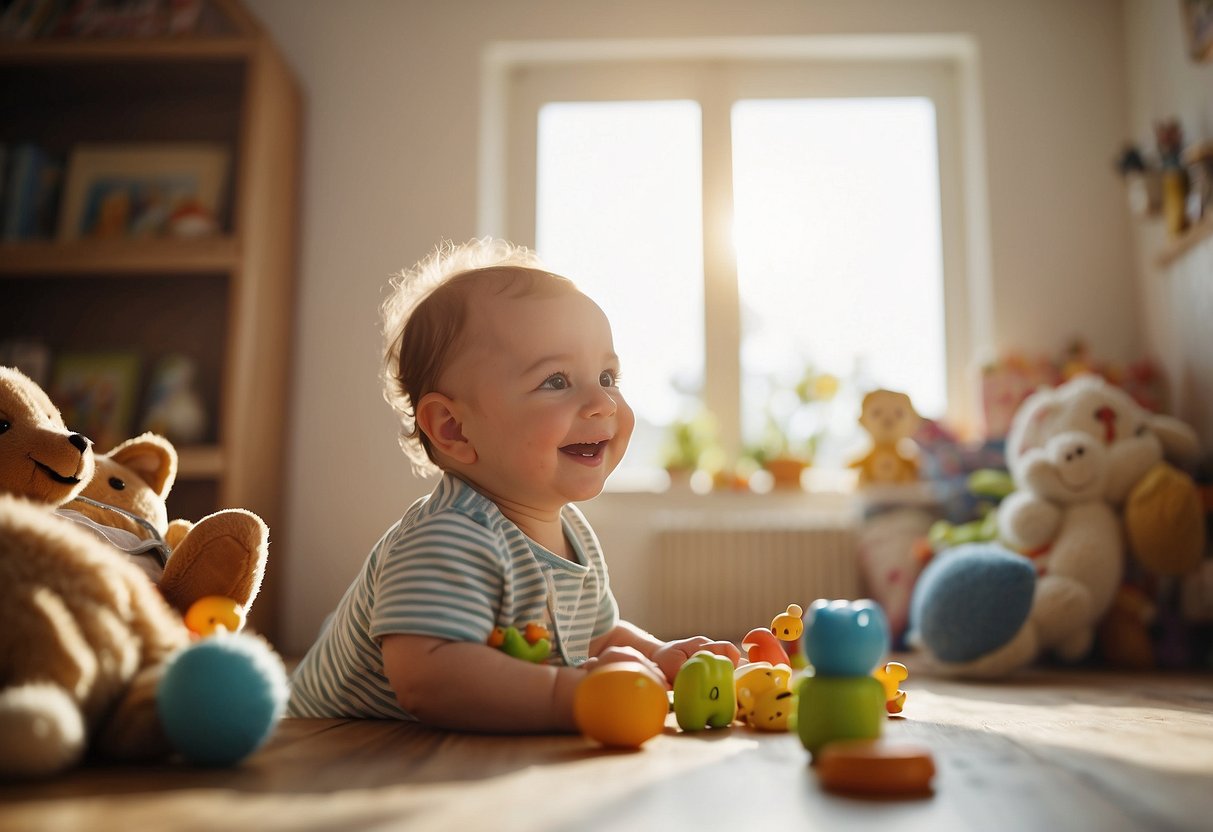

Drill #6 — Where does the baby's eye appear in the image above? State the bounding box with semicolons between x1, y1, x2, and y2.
599;370;618;388
540;373;570;391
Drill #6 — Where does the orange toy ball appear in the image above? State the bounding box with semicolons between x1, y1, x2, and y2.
574;662;669;749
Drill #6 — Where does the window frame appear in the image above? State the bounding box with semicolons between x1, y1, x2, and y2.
481;37;993;462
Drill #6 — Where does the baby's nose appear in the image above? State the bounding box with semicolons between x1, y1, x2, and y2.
583;386;618;417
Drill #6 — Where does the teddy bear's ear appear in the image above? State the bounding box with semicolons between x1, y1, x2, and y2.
107;432;178;498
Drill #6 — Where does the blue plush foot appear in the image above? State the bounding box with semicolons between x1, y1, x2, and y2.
157;632;289;766
909;543;1036;664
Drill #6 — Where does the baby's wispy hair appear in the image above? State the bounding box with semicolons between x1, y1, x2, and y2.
380;237;547;474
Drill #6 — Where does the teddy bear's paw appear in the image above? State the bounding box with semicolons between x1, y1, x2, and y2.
0;683;85;778
159;510;268;616
909;543;1036;664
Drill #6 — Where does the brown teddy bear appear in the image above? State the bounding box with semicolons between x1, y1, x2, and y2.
64;432;268;617
0;366;282;777
850;389;922;486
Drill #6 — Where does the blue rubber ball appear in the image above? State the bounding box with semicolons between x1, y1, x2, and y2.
157;633;289;766
909;543;1036;663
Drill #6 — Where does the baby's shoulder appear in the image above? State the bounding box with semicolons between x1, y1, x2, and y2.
389;478;513;551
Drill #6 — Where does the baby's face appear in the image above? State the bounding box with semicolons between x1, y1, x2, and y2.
441;283;634;510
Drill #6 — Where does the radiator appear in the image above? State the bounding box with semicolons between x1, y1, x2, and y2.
647;511;861;642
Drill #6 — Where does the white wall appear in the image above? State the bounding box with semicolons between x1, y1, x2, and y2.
1122;0;1213;446
245;0;1141;655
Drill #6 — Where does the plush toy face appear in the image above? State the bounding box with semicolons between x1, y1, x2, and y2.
1007;374;1199;504
1019;430;1108;504
0;366;94;505
74;433;177;538
859;390;920;444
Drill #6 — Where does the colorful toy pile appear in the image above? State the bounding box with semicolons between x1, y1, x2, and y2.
566;598;936;797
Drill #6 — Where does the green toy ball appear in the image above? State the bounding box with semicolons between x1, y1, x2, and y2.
157;632;289;766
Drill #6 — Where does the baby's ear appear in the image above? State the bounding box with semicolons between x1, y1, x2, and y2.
416;393;476;465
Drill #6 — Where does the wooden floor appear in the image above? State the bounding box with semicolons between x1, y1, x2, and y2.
2;666;1212;831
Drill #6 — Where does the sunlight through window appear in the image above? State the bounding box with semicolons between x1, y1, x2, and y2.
536;101;704;479
534;95;947;478
732;97;946;465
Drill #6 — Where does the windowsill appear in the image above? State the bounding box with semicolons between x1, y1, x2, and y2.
593;466;944;521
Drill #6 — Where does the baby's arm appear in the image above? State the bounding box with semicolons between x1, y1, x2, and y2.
382;633;583;732
589;620;741;684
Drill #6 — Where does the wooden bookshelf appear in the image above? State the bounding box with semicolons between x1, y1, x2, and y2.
0;0;301;640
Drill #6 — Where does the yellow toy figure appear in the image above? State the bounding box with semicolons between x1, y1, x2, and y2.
873;661;909;715
850;389;921;486
734;662;794;731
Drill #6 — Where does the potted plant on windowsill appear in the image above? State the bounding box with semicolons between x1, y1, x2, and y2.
661;411;723;489
749;367;840;490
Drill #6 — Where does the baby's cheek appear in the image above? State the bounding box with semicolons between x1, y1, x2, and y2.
616;397;636;444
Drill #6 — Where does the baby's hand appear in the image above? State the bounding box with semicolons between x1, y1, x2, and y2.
581;645;668;687
651;636;742;683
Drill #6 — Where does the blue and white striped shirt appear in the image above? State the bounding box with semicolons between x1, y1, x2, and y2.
288;473;619;719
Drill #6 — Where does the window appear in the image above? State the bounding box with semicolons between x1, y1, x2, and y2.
488;41;988;487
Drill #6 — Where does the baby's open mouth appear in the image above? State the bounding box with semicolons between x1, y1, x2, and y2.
560;441;605;459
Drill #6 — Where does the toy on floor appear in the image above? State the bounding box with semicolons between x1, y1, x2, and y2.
574;662;668;749
795;599;889;757
873;661;909;715
673;650;736;731
850;390;922;486
488;622;551;663
157;632;288;766
741;603;804;666
734;662;793;731
0;366;286;778
910;374;1204;676
815;739;936;797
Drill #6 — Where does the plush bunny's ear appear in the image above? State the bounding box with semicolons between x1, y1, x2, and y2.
1148;413;1201;467
1006;386;1058;463
107;432;178;498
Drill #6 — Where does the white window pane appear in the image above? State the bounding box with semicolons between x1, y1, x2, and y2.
732;97;946;465
536;100;704;478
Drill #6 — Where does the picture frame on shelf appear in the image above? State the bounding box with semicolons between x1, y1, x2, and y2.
49;351;141;452
1182;0;1213;62
57;143;229;241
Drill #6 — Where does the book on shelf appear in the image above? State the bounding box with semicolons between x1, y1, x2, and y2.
0;0;211;40
0;142;64;242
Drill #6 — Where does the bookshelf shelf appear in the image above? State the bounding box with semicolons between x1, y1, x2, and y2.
0;237;240;274
0;36;257;64
0;0;300;640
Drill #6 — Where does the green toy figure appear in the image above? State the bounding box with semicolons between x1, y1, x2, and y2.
673;650;736;731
